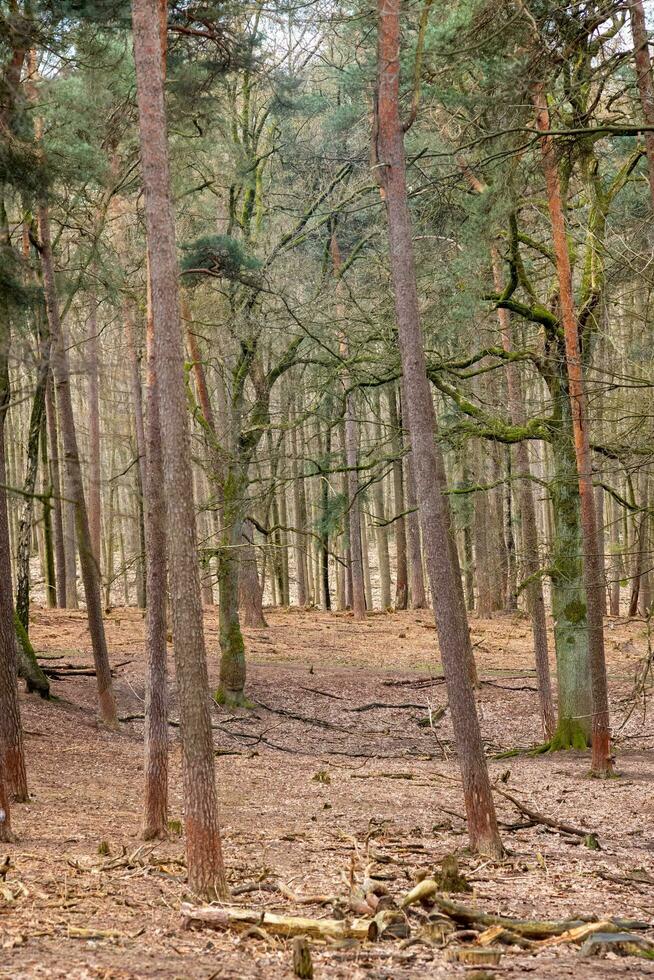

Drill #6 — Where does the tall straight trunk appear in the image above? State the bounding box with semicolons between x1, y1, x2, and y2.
15;338;49;632
595;484;607;616
291;403;308;607
332;233;366;620
493;252;555;737
535;91;611;775
45;375;66;607
38;203;117;726
124;302;147;608
474;445;493;618
609;492;621;616
132;0;227;897
403;418;427;609
40;412;56;608
361;512;374;610
0;323;28;802
86;303;102;571
503;449;518;611
387;386;408;608
320;410;332;610
376;0;502;856
63;489;78;608
630;0;654;208
142;274;168;841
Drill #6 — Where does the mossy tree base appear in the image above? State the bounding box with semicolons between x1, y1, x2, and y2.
214;687;253;709
548;719;591;751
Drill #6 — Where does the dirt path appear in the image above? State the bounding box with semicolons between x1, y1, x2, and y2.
1;607;654;978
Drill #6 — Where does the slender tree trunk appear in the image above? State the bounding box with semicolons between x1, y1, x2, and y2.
388;386;408;609
40;412;56;608
142;273;168;841
132;0;227;897
332;233;366;620
376;0;502;856
124;302;147;608
291;403;308;607
493;251;555;737
15;338;49;632
86;302;102;572
0;328;28;802
45;375;66;606
403;418;427;609
609;492;621;616
629;0;654;209
38;202;117;727
535;91;611;775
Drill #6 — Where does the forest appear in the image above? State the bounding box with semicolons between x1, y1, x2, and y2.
1;0;654;976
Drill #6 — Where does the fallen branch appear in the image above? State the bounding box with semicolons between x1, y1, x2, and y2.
181;903;374;940
493;785;595;841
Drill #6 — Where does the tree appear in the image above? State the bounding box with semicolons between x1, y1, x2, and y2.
375;0;502;857
131;0;227;897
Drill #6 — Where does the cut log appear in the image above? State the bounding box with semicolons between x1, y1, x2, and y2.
180;903;373;940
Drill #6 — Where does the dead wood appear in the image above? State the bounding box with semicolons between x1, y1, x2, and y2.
180;903;374;940
493;785;595;841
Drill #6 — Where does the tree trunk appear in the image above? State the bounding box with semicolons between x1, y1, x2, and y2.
493;251;555;737
403;417;427;609
15;337;49;632
86;302;102;572
124;302;147;608
332;233;366;620
609;492;621;616
0;755;13;841
376;0;502;857
535;90;611;775
239;518;267;628
142;272;169;841
132;0;227;897
45;375;66;607
38;202;117;727
629;0;654;209
40;410;56;607
0;328;28;802
387;386;408;609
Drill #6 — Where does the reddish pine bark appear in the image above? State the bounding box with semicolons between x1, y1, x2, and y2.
131;0;227;896
375;0;502;856
535;91;612;775
629;0;654;208
142;275;168;841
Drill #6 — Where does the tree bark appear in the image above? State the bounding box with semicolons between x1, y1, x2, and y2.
535;90;612;775
141;265;169;841
38;202;117;727
86;302;102;572
0;330;28;802
629;0;654;208
132;0;227;896
387;386;408;609
375;0;502;856
403;413;427;609
45;375;66;607
124;302;147;608
493;251;555;737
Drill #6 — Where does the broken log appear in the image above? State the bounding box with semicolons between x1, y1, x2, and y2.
180;903;373;941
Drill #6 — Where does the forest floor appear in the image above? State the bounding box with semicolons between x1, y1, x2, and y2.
2;606;654;978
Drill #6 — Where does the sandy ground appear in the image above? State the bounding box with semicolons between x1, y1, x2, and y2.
1;605;654;978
